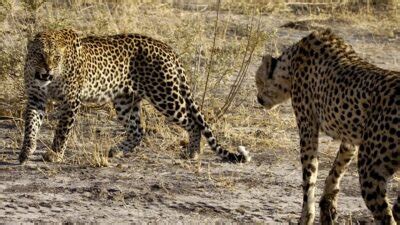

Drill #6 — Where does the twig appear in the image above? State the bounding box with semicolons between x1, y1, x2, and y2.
0;116;23;121
217;12;262;118
200;0;221;110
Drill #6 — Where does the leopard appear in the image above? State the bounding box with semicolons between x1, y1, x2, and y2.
255;29;399;224
18;29;250;165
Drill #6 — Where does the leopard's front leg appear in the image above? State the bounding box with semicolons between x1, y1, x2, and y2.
19;91;47;164
43;98;81;162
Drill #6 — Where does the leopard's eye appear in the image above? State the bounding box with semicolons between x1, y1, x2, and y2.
35;52;45;60
53;55;61;61
34;71;40;79
256;77;263;86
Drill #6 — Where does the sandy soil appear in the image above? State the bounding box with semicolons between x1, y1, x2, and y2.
1;7;399;224
1;131;376;224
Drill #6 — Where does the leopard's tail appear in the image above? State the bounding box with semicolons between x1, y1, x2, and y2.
191;100;251;163
178;71;251;163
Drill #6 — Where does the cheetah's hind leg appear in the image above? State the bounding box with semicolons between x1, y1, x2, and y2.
393;194;400;223
358;109;398;224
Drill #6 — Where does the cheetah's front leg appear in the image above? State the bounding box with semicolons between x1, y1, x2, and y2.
19;93;47;164
43;99;81;162
298;121;319;225
320;143;356;224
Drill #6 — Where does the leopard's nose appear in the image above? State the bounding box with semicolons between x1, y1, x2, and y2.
257;96;264;105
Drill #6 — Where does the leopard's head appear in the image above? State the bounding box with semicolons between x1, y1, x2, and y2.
25;29;79;85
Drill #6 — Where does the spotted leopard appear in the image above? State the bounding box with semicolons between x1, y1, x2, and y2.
19;29;250;164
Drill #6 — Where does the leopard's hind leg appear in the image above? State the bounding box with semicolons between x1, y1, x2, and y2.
109;94;143;157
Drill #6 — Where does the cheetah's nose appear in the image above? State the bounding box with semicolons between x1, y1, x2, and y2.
257;96;264;105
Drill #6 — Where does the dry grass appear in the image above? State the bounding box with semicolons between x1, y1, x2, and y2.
0;0;398;168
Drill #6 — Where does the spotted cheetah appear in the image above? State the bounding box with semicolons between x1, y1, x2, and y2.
19;29;250;164
255;29;399;224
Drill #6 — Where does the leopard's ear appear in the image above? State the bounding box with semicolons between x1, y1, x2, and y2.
58;29;79;40
26;38;34;51
49;29;80;55
55;29;79;47
30;29;79;50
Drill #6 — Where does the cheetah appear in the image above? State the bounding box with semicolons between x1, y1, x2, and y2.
19;29;250;164
255;29;399;224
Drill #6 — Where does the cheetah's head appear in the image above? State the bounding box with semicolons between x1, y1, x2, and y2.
25;29;79;85
255;54;291;110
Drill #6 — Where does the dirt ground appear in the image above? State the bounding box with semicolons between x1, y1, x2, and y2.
1;4;399;224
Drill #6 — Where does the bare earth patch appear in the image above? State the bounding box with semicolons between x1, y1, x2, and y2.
0;131;372;224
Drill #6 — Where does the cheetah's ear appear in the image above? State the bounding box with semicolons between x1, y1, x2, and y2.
261;54;277;79
261;54;272;64
262;55;278;79
268;57;278;79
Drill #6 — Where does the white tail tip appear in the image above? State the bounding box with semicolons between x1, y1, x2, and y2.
237;146;251;162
